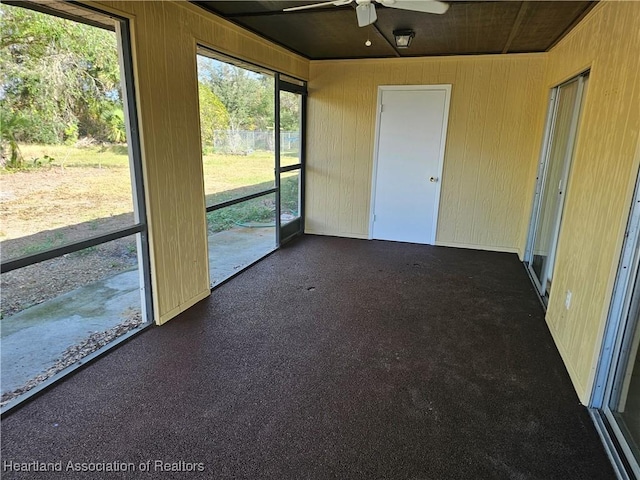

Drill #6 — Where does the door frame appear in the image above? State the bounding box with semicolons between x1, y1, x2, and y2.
275;75;307;246
524;73;588;301
590;153;640;479
368;85;452;244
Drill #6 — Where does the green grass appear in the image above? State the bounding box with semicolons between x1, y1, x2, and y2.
18;144;130;169
9;144;300;236
202;150;300;232
202;150;298;194
69;245;98;257
17;145;298;197
205;174;299;233
19;231;66;256
206;196;275;233
280;172;300;215
202;150;274;203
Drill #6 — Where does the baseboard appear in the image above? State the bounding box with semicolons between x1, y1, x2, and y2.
434;241;521;255
304;229;369;240
302;234;523;254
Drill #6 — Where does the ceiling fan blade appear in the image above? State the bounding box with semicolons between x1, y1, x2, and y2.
356;3;377;27
378;0;449;14
283;0;353;12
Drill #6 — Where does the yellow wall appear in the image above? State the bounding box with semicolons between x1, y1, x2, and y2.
90;1;309;324
542;1;640;404
81;1;640;408
306;1;640;404
306;55;547;253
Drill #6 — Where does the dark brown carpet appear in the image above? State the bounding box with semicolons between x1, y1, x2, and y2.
1;235;614;479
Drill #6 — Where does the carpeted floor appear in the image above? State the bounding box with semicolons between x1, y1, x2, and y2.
1;235;615;479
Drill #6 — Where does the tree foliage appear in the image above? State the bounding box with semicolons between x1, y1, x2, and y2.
196;56;301;155
0;3;301;160
0;110;28;168
197;57;274;133
0;4;125;146
279;91;300;133
198;82;229;151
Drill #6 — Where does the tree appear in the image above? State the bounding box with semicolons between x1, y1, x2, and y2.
0;109;27;168
198;83;229;151
279;91;300;132
0;4;125;144
197;56;274;133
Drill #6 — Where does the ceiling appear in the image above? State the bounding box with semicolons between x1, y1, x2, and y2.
193;1;596;60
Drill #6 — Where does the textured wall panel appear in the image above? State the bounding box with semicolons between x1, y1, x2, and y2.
542;1;640;403
307;54;548;251
92;1;309;324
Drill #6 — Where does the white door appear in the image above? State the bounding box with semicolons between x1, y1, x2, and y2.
371;86;450;244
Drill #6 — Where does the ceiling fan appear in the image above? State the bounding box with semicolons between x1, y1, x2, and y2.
283;0;449;27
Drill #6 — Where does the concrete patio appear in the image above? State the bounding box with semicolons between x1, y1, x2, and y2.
1;226;276;401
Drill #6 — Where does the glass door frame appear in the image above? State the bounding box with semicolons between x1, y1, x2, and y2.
525;72;588;303
590;161;640;479
275;75;307;245
196;46;307;288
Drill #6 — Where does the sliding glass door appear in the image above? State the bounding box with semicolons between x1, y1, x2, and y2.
605;275;640;476
592;170;640;478
526;72;589;302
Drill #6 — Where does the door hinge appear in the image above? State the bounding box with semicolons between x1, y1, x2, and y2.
380;104;384;113
373;214;377;221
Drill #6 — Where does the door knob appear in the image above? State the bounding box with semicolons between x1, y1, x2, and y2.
429;176;439;183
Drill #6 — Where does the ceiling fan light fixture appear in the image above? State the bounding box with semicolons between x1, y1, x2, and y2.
393;29;415;48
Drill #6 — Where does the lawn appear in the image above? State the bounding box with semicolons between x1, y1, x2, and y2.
16;143;130;169
1;144;300;254
1;143;300;319
203;151;300;232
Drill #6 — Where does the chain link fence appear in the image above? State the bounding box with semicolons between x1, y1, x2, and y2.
211;130;299;155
